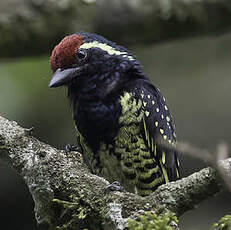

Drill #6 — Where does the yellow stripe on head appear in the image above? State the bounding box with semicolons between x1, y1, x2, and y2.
80;41;134;60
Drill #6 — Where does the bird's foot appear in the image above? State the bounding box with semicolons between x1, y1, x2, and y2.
104;181;123;194
65;144;82;153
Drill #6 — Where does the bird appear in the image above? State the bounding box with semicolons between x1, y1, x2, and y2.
49;32;180;196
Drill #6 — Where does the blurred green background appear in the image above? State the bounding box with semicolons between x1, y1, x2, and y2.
0;0;231;229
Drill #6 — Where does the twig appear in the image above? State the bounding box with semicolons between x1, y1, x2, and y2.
216;143;231;191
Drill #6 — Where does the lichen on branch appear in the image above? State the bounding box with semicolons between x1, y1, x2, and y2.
0;115;229;229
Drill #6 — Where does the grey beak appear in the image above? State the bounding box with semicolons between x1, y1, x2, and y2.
49;67;83;88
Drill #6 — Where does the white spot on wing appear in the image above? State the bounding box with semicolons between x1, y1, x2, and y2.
143;101;147;107
145;111;150;117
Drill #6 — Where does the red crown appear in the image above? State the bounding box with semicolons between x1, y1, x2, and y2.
50;34;83;72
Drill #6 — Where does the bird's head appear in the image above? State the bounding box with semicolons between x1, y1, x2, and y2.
49;32;143;96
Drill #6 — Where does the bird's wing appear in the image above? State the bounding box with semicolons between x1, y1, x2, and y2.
134;81;180;183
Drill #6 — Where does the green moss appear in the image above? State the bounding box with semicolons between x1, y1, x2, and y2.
128;210;177;230
53;194;91;230
212;215;231;230
52;186;105;230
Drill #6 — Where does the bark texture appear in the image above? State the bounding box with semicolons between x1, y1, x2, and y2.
0;115;228;229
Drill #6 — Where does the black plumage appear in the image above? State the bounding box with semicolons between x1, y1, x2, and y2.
49;32;180;196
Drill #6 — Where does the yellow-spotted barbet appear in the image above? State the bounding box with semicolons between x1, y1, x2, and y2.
49;32;180;196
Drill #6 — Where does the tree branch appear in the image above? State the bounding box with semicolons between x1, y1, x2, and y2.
96;0;231;44
0;115;228;229
1;0;231;57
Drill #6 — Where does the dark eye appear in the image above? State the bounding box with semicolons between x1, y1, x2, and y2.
76;49;87;61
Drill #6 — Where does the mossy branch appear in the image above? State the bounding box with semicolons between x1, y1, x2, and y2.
1;0;231;57
0;115;229;229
